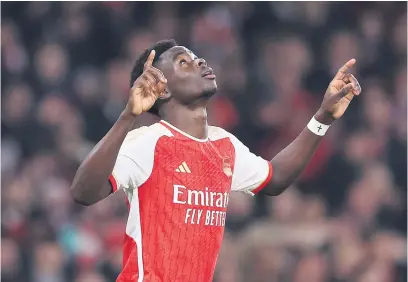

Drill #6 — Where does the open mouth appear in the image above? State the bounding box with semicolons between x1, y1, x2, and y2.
202;69;216;80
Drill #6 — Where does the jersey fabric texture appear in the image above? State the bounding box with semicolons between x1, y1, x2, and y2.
109;120;273;282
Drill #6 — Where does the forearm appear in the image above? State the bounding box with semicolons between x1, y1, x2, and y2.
71;112;135;205
262;59;361;196
264;112;332;196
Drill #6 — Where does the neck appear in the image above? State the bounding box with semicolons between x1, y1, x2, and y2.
161;104;208;140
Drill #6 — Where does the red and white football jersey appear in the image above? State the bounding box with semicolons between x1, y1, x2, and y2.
109;120;273;282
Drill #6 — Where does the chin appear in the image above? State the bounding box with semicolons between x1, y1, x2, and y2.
201;80;217;97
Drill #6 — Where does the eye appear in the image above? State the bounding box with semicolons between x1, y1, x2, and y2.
179;59;187;66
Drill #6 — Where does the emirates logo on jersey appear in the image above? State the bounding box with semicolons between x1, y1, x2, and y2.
173;185;229;227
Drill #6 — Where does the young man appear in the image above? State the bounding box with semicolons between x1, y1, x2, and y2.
71;39;362;282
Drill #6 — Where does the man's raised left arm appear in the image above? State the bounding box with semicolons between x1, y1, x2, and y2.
262;59;362;196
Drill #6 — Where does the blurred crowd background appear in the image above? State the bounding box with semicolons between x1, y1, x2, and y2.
1;2;407;282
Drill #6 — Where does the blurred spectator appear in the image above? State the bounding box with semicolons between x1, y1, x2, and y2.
1;2;406;281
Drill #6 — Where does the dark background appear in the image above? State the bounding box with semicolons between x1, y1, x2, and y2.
1;2;407;282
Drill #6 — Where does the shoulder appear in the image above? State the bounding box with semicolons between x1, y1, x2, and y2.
125;123;172;142
208;126;242;147
120;123;173;155
208;126;234;141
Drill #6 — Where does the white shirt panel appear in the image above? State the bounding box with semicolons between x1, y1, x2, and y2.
228;133;271;193
111;124;172;192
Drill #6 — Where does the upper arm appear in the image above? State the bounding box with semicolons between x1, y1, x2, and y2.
230;135;273;195
109;126;166;195
109;154;141;193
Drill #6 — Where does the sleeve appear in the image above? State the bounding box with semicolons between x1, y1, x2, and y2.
230;135;273;194
108;127;161;193
109;154;140;193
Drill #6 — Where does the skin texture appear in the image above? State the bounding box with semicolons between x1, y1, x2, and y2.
70;46;361;205
266;59;362;196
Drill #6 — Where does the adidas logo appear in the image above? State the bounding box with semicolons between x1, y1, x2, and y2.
175;162;191;173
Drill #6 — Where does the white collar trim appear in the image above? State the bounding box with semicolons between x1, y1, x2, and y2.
160;120;209;142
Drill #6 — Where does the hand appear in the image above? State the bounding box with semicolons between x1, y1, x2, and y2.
315;59;362;124
125;50;167;116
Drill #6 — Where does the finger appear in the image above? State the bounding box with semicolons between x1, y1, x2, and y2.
139;74;157;94
342;74;354;92
336;83;355;98
132;78;149;89
345;73;362;95
144;50;156;71
137;80;150;91
334;59;356;80
156;81;166;94
147;67;167;84
343;73;353;84
351;76;362;96
344;92;355;102
143;72;157;86
146;88;160;99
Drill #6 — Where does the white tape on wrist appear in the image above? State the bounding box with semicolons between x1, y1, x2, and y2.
307;116;330;136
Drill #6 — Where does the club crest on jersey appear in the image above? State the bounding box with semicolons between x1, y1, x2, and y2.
222;158;232;177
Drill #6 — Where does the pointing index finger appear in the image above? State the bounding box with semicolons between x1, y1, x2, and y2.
334;58;356;80
144;50;156;71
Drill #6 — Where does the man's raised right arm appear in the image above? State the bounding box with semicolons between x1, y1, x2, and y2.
71;113;136;205
70;50;167;206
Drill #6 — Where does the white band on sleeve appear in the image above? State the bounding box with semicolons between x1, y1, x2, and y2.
307;116;331;136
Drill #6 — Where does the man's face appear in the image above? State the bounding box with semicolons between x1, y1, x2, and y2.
156;46;217;104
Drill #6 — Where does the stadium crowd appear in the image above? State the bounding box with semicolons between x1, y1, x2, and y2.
1;2;407;282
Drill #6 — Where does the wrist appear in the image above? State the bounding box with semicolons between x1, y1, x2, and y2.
119;110;138;122
314;109;335;125
307;115;331;136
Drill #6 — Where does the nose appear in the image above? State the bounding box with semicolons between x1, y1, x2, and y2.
195;58;207;68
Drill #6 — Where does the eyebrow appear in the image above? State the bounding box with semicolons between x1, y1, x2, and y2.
171;50;198;61
171;50;186;61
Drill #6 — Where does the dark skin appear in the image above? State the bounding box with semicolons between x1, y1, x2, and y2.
71;46;361;205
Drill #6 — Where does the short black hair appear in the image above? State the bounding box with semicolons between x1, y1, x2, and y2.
129;39;177;116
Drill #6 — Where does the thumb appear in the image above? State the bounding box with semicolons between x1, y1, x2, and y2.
336;83;354;98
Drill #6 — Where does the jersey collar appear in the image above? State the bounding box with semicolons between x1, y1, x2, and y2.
159;120;209;142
